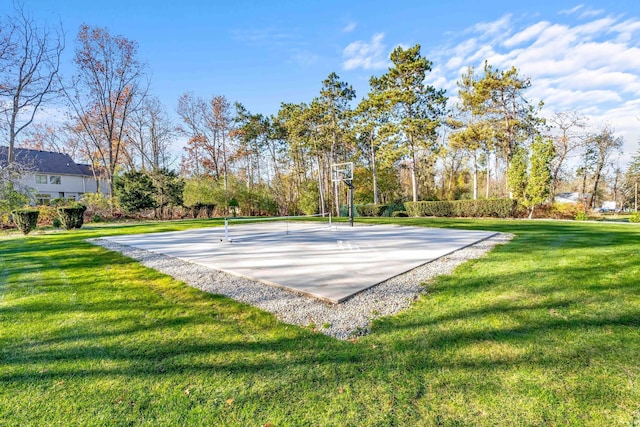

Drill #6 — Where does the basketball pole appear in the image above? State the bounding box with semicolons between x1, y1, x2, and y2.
346;179;354;227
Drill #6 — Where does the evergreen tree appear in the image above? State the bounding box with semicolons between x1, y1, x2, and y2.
369;44;447;202
526;137;555;218
115;171;156;214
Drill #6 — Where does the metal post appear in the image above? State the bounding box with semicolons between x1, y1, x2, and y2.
349;180;354;227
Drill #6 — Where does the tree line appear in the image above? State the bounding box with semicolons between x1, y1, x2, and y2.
1;5;637;219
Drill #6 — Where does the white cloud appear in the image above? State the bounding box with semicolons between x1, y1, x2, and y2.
559;5;584;16
342;33;389;71
558;4;604;19
342;22;357;33
290;50;320;67
470;14;513;38
504;21;551;47
426;9;640;162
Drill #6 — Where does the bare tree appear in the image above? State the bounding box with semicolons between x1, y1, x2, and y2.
21;122;76;156
65;24;147;195
588;124;623;208
547;111;588;200
177;93;234;180
0;4;64;164
124;95;176;171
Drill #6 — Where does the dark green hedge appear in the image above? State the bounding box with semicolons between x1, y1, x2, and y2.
355;204;388;217
57;206;87;230
12;209;39;235
189;203;216;218
405;199;517;218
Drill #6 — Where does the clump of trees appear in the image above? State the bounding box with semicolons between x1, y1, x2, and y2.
2;5;635;223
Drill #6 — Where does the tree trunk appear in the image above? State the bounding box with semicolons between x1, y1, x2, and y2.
410;144;418;202
371;133;378;205
472;150;478;200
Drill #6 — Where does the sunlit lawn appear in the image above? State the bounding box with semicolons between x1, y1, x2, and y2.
1;218;639;426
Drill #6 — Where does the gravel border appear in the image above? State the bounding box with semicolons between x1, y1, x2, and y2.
90;232;513;340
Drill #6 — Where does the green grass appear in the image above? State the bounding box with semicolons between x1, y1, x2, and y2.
1;218;639;426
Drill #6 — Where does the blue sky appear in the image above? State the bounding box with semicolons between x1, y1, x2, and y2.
4;0;640;161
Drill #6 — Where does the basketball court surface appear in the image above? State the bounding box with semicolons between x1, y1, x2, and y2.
103;222;497;303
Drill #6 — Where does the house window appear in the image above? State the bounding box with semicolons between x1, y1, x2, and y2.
36;194;51;206
49;175;61;185
36;174;47;184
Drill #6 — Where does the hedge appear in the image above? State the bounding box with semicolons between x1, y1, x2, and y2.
405;199;517;218
355;204;388;217
189;203;216;218
12;209;39;235
57;205;87;230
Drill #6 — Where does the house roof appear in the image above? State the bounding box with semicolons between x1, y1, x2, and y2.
0;146;93;177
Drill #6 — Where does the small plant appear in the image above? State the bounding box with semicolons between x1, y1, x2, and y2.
574;211;588;221
92;214;102;223
629;212;640;223
12;209;39;235
322;323;331;329
52;218;62;228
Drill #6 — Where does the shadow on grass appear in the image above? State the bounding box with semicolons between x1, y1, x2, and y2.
1;218;639;413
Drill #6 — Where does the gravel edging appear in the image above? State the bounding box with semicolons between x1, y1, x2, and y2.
90;232;513;340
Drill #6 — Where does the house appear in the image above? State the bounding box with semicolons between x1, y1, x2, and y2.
0;146;109;205
555;192;590;204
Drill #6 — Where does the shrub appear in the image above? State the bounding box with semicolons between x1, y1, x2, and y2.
57;205;87;230
549;203;580;220
36;205;58;226
575;211;588;221
12;209;39;235
356;204;388;217
404;199;517;218
382;201;405;217
189;203;216;218
80;193;116;220
629;212;640;223
0;182;27;226
392;211;409;217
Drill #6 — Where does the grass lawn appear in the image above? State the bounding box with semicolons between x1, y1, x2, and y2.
1;218;639;426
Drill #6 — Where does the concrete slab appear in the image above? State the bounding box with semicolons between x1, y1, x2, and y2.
103;223;497;303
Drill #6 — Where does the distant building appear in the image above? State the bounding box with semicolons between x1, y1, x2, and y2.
0;146;109;204
555;192;590;204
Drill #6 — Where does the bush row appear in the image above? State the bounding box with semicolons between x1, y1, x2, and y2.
355;204;388;217
13;204;87;235
404;199;518;218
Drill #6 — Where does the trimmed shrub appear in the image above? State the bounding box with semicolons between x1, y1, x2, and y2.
628;212;640;223
189;203;216;218
57;205;87;230
392;210;409;217
12;209;39;235
405;199;517;218
382;201;405;217
356;204;388;217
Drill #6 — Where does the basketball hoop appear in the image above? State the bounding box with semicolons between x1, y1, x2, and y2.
331;162;354;183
